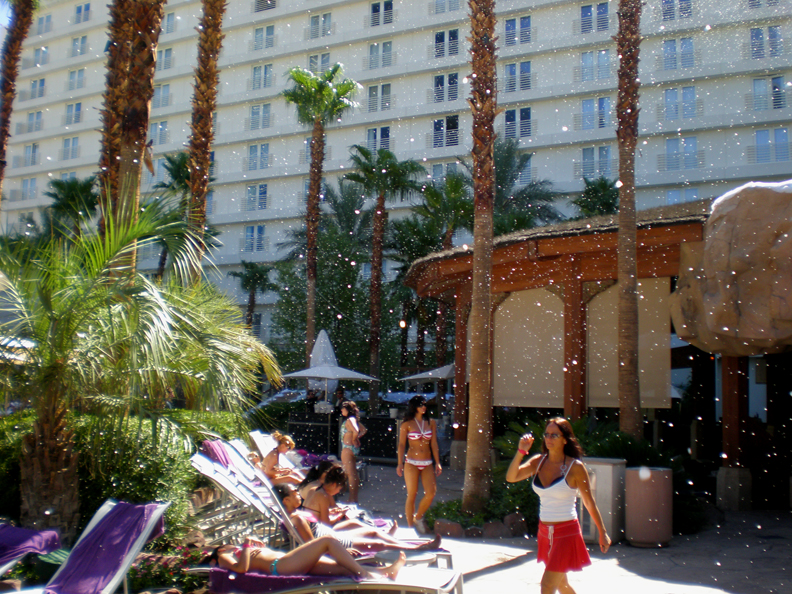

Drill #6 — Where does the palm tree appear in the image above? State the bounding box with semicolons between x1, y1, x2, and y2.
572;176;619;219
616;0;643;438
282;64;360;365
42;176;100;240
153;153;191;280
228;261;278;328
345;145;425;413
0;0;36;208
0;205;280;542
463;0;497;514
188;0;226;255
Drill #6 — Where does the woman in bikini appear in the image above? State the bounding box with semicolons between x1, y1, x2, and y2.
273;484;441;552
340;401;365;503
301;466;373;531
396;395;441;533
209;534;406;579
298;459;340;501
254;431;304;486
505;417;610;594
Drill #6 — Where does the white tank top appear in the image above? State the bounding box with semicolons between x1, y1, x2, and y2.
531;455;578;523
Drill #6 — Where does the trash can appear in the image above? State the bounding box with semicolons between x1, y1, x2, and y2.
625;466;673;547
578;457;626;544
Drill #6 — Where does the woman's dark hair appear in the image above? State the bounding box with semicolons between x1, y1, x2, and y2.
540;417;585;459
324;465;347;488
403;395;427;423
341;401;359;417
273;483;297;505
298;460;338;490
203;546;221;566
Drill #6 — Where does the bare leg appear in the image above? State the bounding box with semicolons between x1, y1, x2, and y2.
403;463;420;527
558;575;576;594
541;570;574;594
278;536;404;578
341;448;359;503
414;466;437;522
350;534;442;552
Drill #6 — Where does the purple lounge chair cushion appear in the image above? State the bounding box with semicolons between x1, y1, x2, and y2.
0;525;61;565
210;568;361;594
44;501;165;594
203;440;233;468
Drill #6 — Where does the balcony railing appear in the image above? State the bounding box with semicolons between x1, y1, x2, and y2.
655;99;704;121
247;75;274;91
655;50;701;71
366;136;392;152
744;91;787;111
573;13;616;35
299;146;332;164
657;150;705;171
59;146;81;161
243;154;271;171
19;86;46;101
252;0;277;13
245;113;271;131
573;112;614;130
427;40;460;59
742;40;787;61
63;112;83;126
746;142;791;164
365;8;396;27
70;42;88;58
369;93;394;111
239;236;270;253
573;158;617;179
73;9;91;24
426;129;459;149
7;189;38;202
12;154;40;168
22;54;49;69
504;26;532;46
155;54;174;71
652;0;696;22
37;20;53;35
427;87;459;103
573;63;616;83
151;93;172;109
363;51;396;70
249;36;276;52
305;22;335;40
498;120;536;139
500;72;533;92
242;196;268;212
15;120;43;134
66;78;85;91
427;0;461;14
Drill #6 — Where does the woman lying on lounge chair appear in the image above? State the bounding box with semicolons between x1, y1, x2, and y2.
207;535;405;579
250;431;304;485
298;460;339;501
274;484;441;553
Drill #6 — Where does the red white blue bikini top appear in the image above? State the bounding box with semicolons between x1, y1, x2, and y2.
407;419;433;441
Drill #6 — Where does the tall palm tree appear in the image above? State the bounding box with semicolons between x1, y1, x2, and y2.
228;261;278;328
0;204;280;542
152;152;191;280
463;0;498;514
42;176;100;240
572;176;619;219
188;0;226;256
0;0;36;209
282;64;360;365
616;0;643;438
345;145;425;413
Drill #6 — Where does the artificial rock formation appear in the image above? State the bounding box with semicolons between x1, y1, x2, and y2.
670;181;792;355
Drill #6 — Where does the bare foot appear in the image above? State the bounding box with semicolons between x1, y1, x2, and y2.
388;520;399;535
381;551;406;580
417;534;442;550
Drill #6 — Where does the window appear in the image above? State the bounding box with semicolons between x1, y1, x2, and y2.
245;184;268;211
23;143;39;167
61;172;77;180
251;64;273;89
253;25;275;49
249;103;271;130
665;136;698;170
75;3;90;24
149;121;168;146
163;13;175;34
309;13;332;39
29;78;45;99
662;0;692;21
368;84;392;111
25;111;43;133
254;0;277;12
663;86;696;120
581;97;610;129
247;143;270;170
518;155;533;184
580;146;612;178
71;36;88;57
433;74;458;102
504;62;530;92
152;84;170;109
243;225;267;252
580;3;608;34
34;46;49;66
748;0;781;6
65;102;82;125
370;1;393;26
366;126;391;151
156;48;172;70
68;69;85;90
749;26;783;59
432;0;461;14
368;42;392;69
581;52;594;81
597;49;610;79
206;190;214;215
252;313;263;338
505;16;531;45
434;29;459;58
61;137;79;161
303;177;328;202
753;76;786;110
433;115;459;148
37;14;52;35
309;53;330;73
663;38;694;69
769;26;783;57
755;128;789;163
666;188;698;205
21;178;36;200
504;107;532;138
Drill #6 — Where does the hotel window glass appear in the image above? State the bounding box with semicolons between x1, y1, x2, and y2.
434;29;459;58
26;111;43;133
246;184;268;211
582;97;610;129
34;47;48;66
370;1;393;26
62;137;79;160
433;115;459;147
597;49;610;79
152;84;170;109
756;128;789;162
248;143;270;170
68;69;85;90
504;107;531;138
65;102;82;125
434;74;458;102
163;13;175;34
37;15;52;35
149;121;168;145
505;16;531;46
75;3;90;23
22;178;36;200
156;48;172;70
581;52;594;81
71;36;87;57
309;53;330;73
366;126;390;151
666;188;698;204
243;225;266;252
250;103;271;129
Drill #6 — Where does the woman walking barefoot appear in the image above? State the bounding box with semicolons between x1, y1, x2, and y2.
340;401;365;503
505;417;611;594
209;534;406;579
396;395;441;533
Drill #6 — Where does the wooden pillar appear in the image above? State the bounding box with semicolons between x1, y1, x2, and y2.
721;355;749;467
563;260;586;420
765;352;792;508
453;282;471;441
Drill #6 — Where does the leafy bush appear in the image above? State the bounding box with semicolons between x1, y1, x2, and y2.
166;409;252;442
0;411;36;522
128;547;208;592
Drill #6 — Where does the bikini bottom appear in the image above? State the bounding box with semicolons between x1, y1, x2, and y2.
406;458;433;469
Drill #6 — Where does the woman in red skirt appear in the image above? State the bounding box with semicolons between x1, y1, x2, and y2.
506;417;611;594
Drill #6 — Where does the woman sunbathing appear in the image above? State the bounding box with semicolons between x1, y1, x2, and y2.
301;466;380;530
298;460;339;501
274;483;441;553
251;431;304;485
208;535;405;580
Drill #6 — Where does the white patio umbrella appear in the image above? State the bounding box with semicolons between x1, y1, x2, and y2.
309;330;339;396
282;365;377;401
398;364;455;383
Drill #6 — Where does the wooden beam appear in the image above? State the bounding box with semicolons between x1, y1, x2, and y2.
453;283;471;442
721;356;749;468
563;258;586;420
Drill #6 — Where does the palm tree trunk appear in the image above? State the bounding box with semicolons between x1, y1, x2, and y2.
435;232;453;368
462;0;497;514
155;246;168;281
0;0;35;209
246;288;256;327
305;118;325;365
98;0;133;227
416;299;427;369
616;0;643;438
368;190;388;414
400;299;412;368
188;0;226;258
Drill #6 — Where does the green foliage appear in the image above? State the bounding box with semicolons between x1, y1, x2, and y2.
571;176;619;219
127;547;208;592
282;64;360;127
164;410;251;443
0;411;36;522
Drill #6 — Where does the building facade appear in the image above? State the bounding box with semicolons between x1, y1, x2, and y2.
2;0;790;341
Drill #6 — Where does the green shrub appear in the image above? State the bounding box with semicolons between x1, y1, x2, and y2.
166;409;252;442
0;411;35;522
127;547;208;592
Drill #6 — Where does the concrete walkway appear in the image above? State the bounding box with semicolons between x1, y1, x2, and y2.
354;464;791;594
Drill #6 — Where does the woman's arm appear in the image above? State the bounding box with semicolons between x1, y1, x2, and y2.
505;434;538;483
430;420;442;476
570;462;611;553
218;536;264;573
261;450;279;479
396;423;408;477
291;514;316;543
346;418;360;446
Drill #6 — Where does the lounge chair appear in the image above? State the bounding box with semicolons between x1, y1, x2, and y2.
18;498;169;594
0;525;61;577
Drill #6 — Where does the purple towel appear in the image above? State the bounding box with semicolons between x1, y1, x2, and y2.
210;568;361;594
44;501;164;594
0;525;61;565
203;440;232;468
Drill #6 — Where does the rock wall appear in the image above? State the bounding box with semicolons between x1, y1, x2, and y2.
670;181;792;356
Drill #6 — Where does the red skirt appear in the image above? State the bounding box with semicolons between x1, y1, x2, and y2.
536;519;591;573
